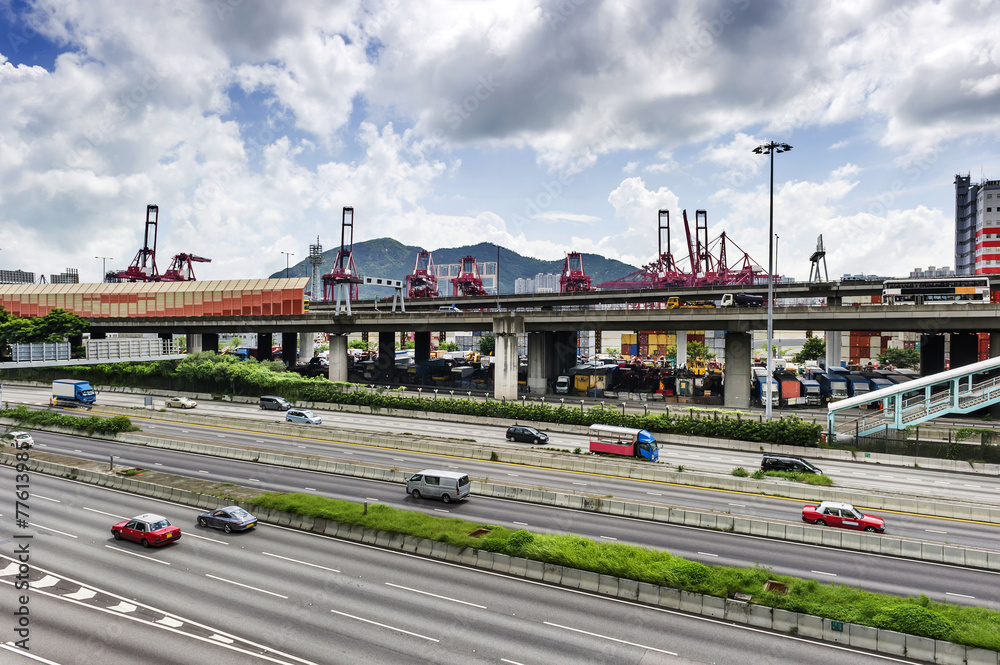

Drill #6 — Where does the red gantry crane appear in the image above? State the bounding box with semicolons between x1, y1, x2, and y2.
404;250;440;298
112;204;212;282
451;256;488;297
559;252;594;292
595;209;763;289
321;206;363;312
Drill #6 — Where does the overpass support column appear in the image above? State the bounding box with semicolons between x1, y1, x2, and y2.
825;331;841;369
414;331;431;364
950;332;978;369
676;330;687;368
328;334;348;383
527;332;549;394
723;332;751;408
187;334;203;354
282;333;297;366
553;331;577;375
299;332;314;360
920;334;945;376
258;333;272;361
377;331;396;382
202;333;219;354
493;314;524;401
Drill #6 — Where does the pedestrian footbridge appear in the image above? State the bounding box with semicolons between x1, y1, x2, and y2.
828;356;1000;439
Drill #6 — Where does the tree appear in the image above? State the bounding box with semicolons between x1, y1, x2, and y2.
793;337;826;364
438;341;460;352
348;339;369;350
31;308;90;342
686;340;716;361
478;334;495;356
604;347;621;358
878;347;920;369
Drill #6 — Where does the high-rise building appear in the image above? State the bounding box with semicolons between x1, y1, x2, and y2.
956;174;1000;275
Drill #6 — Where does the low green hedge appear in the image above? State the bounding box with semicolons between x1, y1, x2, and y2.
0;405;138;435
249;491;1000;650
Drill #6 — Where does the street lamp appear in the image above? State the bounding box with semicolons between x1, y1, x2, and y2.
95;256;113;283
281;251;295;279
752;141;792;421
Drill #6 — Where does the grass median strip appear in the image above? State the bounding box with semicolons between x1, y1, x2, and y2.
248;491;1000;651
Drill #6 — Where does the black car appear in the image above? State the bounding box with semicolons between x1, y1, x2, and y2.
506;425;549;444
760;454;823;475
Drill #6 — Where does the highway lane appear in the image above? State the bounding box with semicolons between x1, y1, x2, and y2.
7;383;1000;504
29;420;1000;554
18;431;1000;610
1;470;923;665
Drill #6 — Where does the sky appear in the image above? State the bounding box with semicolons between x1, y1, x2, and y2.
1;0;999;285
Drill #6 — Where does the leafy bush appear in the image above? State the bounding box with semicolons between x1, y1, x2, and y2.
0;405;139;435
731;467;749;477
871;605;955;640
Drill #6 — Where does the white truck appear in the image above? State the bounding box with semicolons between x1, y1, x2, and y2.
554;375;570;394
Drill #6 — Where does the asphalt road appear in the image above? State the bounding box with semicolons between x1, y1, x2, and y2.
0;469;929;665
20;428;1000;611
7;383;998;505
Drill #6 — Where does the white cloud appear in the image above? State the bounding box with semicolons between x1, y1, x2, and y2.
622;161;638;174
532;211;601;223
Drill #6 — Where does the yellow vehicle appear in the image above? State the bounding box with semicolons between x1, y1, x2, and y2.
666;296;716;309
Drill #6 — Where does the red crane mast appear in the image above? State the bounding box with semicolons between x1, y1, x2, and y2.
404;250;440;298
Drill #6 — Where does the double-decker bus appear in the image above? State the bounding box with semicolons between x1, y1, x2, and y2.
588;424;659;461
881;277;991;305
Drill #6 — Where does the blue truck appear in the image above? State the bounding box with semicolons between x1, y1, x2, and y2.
812;371;849;402
51;379;96;407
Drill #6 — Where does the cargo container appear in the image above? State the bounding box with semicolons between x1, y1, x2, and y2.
52;379;96;406
774;370;805;406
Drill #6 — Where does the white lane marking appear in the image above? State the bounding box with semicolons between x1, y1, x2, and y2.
385;582;487;609
393;458;404;461
728;503;746;507
600;536;617;541
109;601;137;613
300;446;310;449
28;523;78;539
878;475;894;479
366;498;379;502
433;509;450;513
447;465;459;469
211;634;235;644
65;587;98;601
105;545;170;565
513;521;528;526
925;529;948;534
965;484;981;488
156;616;183;627
216;434;227;438
0;563;17;576
543;622;677;656
304;487;317;491
73;449;82;453
946;592;976;599
0;643;65;663
507;473;519;477
32;575;61;589
501;659;526;665
183;532;229;545
811;570;837;577
154;463;162;466
330;609;439;642
33;494;60;503
934;481;950;485
261;552;340;574
255;439;264;443
205;574;287;599
646;491;662;496
182;430;190;433
248;479;261;483
572;482;587;486
198;470;210;474
697;552;719;557
84;507;126;519
851;472;867;476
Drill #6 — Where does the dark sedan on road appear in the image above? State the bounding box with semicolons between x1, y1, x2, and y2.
111;513;181;547
506;425;549;444
197;506;258;533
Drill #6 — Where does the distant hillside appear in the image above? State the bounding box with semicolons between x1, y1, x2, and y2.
269;237;639;295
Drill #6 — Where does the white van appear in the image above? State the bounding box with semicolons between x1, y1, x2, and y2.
554;375;570;394
406;469;471;503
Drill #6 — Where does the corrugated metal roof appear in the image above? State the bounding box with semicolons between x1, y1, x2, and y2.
0;278;308;296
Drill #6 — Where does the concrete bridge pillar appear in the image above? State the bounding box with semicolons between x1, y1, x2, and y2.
299;332;314;360
202;333;219;354
493;314;524;401
920;334;945;376
328;334;348;383
527;332;549;394
377;331;396;381
414;331;431;364
257;333;272;361
824;330;842;369
723;332;751;408
676;330;687;368
187;333;203;354
950;332;978;369
282;332;297;366
552;331;577;375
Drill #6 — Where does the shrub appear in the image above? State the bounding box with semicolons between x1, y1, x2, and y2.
871;604;955;640
731;467;749;477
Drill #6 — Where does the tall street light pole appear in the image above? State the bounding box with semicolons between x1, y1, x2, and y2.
281;251;295;279
95;256;113;283
752;141;792;421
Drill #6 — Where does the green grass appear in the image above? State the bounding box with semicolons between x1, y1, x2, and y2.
248;492;1000;650
761;470;834;486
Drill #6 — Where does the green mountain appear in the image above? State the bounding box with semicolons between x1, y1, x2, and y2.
269;237;639;295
